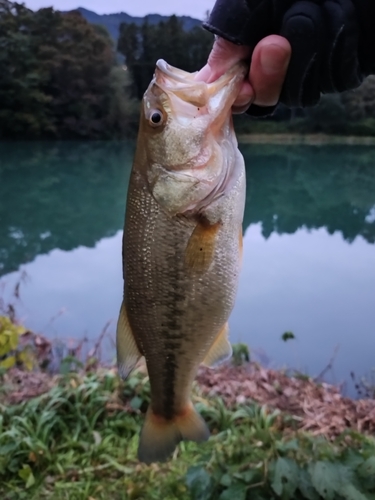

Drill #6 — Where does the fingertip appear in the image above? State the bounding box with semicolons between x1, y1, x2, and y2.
255;35;291;57
233;81;254;108
259;43;290;76
250;35;291;106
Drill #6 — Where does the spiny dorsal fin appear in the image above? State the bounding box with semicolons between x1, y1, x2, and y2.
202;323;232;368
116;301;142;379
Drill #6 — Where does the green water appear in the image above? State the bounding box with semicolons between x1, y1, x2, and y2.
1;141;374;395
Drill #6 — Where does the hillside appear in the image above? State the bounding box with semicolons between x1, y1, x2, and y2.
75;7;202;41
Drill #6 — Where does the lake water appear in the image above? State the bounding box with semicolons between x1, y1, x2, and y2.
1;141;374;396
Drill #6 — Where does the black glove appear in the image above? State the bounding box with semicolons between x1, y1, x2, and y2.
203;0;375;112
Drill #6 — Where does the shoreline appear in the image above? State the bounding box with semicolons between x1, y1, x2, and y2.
237;133;375;146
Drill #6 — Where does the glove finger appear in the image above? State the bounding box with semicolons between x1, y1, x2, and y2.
279;0;325;107
320;0;362;92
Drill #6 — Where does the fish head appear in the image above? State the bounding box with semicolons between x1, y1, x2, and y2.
137;59;247;215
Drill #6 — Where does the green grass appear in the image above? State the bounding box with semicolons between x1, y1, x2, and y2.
1;370;375;500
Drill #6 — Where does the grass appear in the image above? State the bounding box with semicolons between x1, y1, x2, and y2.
1;369;375;500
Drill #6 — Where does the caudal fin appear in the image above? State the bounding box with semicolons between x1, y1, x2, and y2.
138;403;210;464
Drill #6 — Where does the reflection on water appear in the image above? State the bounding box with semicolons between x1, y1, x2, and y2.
0;141;374;395
0;141;133;276
242;144;375;243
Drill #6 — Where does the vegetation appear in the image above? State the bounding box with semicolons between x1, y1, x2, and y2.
0;1;137;139
0;316;27;370
235;78;375;137
76;7;201;42
117;15;213;99
1;311;375;499
2;0;375;138
1;366;375;500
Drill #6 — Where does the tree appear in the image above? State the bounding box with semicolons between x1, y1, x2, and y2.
0;1;138;139
117;16;213;99
0;1;52;138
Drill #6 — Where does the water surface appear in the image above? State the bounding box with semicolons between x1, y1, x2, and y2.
1;141;374;395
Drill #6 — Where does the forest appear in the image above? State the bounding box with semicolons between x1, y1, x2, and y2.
1;0;375;139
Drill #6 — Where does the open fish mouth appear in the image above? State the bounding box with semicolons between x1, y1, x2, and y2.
156;59;197;83
154;58;248;108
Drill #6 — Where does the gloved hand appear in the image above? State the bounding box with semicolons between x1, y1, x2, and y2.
203;0;373;110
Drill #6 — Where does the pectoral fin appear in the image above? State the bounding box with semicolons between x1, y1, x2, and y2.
185;220;221;273
202;323;232;368
116;301;142;379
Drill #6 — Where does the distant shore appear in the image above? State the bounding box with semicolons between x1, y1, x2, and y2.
238;133;375;146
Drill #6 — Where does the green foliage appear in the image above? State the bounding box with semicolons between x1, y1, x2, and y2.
118;15;213;98
232;343;251;366
186;422;375;500
0;316;31;371
1;370;375;499
0;1;138;139
282;332;295;342
235;76;375;137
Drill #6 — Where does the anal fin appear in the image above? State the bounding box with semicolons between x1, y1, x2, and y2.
202;323;232;368
116;301;142;379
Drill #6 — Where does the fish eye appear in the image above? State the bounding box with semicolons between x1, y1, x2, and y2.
149;110;163;127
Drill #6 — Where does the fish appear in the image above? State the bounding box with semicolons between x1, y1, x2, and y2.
116;58;247;464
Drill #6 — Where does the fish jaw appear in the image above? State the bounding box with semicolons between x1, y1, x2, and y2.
136;59;247;216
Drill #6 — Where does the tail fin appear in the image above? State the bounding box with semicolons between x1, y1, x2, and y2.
137;403;210;464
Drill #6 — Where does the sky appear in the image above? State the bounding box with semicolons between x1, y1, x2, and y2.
24;0;213;18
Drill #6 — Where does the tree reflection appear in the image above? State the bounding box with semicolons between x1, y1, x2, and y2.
0;141;133;276
0;142;374;277
242;144;375;243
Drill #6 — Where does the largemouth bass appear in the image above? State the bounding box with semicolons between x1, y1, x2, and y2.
117;59;247;464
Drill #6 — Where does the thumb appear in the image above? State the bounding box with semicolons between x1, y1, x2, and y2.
195;37;251;83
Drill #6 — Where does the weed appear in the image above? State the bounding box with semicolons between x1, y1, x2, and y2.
1;370;375;499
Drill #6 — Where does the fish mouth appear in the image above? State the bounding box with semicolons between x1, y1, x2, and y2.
155;59;248;87
154;59;248;109
156;60;197;84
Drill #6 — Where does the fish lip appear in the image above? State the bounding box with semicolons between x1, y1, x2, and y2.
156;59;197;84
155;58;248;92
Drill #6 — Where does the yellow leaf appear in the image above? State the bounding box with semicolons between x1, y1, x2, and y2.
0;345;9;357
9;331;19;350
17;351;35;371
25;358;34;371
0;356;16;369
